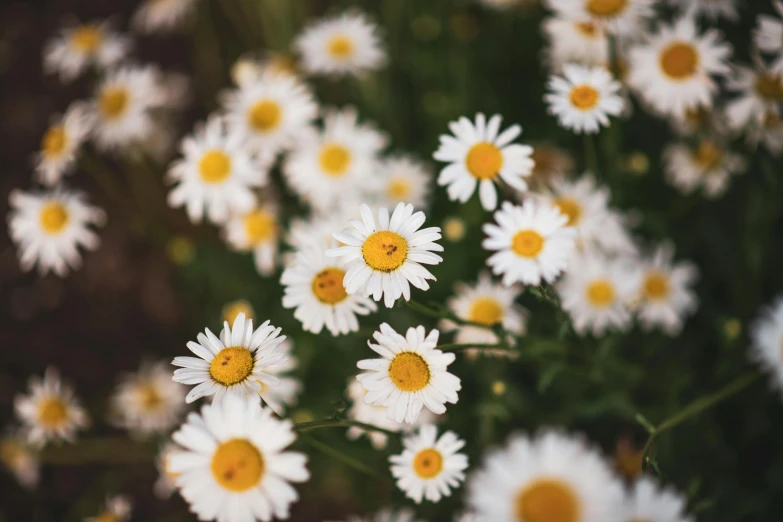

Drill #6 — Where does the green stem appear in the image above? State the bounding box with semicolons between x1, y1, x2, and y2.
294;419;397;436
79;152;130;212
299;433;389;483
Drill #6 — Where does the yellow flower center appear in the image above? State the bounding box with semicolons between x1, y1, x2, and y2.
138;383;163;410
516;479;581;522
209;347;254;386
469;297;504;326
754;73;783;102
210;438;264;492
41;125;67;159
586;0;627;16
94;513;120;522
70;25;102;53
586;279;615;307
223;300;254;325
413;448;443;479
642;271;670;301
569;85;600;110
466;142;503;180
243;209;276;244
511;230;544;258
37;396;68;428
659;42;699;80
693;140;722;171
319;143;352;177
198;150;232;184
387;178;411;200
39;202;70;235
362;231;408;272
0;440;26;468
327;36;355;59
311;268;348;304
555;198;582;226
247;99;282;132
388;351;430;392
98;87;129;120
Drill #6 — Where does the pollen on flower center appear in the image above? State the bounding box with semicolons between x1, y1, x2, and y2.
659;42;699;80
362;231;408;272
243;210;276;244
210;438;264;492
586;280;615;307
469;297;504;326
754;73;783;102
327;35;355;59
209;347;254;386
312;267;348;304
569;85;600;110
586;0;627;16
41;125;67;158
138;383;163;410
466;142;504;180
39;202;70;235
199;150;232;183
516;479;581;522
37;396;68;428
693;140;722;171
555;198;582;226
643;272;670;300
413;448;443;479
98;87;129;120
387;178;411;200
70;25;102;53
511;230;544;258
248;99;282;132
319;143;352;176
388;351;430;392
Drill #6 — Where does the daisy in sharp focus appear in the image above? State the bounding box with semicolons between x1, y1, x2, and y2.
667;0;739;21
326;203;444;308
726;60;783;132
356;323;461;424
545;64;624;134
754;1;783;74
222;202;280;276
467;430;626;522
167;115;268;224
624;477;693;522
544;0;656;36
14;368;89;447
172;312;289;403
482;200;577;287
132;0;197;33
543;17;609;70
627;17;733;119
169;394;309;522
663;138;746;198
34;102;93;186
374;155;432;209
8;187;105;277
256;339;302;414
0;428;40;490
43;20;130;81
85;495;132;522
433;113;534;211
390;424;468;504
751;296;783;396
295;11;386;77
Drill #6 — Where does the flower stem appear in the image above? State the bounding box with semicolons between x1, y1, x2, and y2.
294;419;398;437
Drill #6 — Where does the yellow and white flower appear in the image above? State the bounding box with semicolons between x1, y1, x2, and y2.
467;430;625;522
624;477;693;522
662;139;746;198
374;155;432;209
327;203;444;308
751;296;783;395
7;188;105;277
256;339;301;415
666;0;739;21
390;424;468;504
356;323;461;424
34;102;93;186
132;0;197;33
231;53;299;87
0;429;40;489
14;368;89;447
86;495;132;522
172;312;289;404
222;203;280;276
43;20;130;81
545;65;624;134
527;143;575;189
295;12;386;77
170;394;309;521
754;2;783;74
433;113;534;211
542;17;609;70
482;200;577;286
544;0;656;36
726;62;783;132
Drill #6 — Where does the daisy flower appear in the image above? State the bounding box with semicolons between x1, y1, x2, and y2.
109;361;187;437
542;17;609;70
295;11;386;77
627;17;732;119
256;340;302;414
544;0;656;36
167;115;267;224
326;203;444;308
482;200;577;287
34;102;93;186
467;430;625;522
86;495;132;522
751;295;783;396
726;61;783;132
433;113;534;211
754;1;783;74
374;155;432;209
283;106;387;213
7;187;105;277
282;240;377;336
231;53;299;87
0;429;40;489
154;443;184;499
43;20;130;81
545;64;624;134
624;477;693;522
747;110;783;154
662;139;746;198
172;312;289;404
667;0;739;21
14;368;89;447
286;209;362;252
221;71;318;157
635;243;699;335
390;424;469;504
527;143;575;189
132;0;197;33
557;252;638;336
356;323;461;424
222;203;280;276
169;394;309;522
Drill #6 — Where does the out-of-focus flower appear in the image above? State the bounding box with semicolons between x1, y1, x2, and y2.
755;1;783;73
34;102;93;186
154;443;184;499
667;0;739;21
726;61;783;132
545;64;624;134
222;203;280;276
543;17;609;70
527;144;574;189
0;428;40;489
746;110;783;154
373;155;432;209
442;217;466;242
662;139;746;198
223;299;255;325
85;495;132;522
256;339;301;415
132;0;197;34
751;295;783;396
44;20;131;81
623;477;693;522
544;0;656;36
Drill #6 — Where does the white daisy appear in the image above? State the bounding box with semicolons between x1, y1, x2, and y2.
627;17;732;119
635;243;699;335
326;203;444;308
545;64;624;134
109;361;187;437
221;71;318;157
34;102;93;186
86;495;132;522
170;394;309;522
667;0;739;21
390;424;468;504
0;428;40;490
295;11;386;77
132;0;197;33
751;295;783;395
373;155;432;209
356;323;461;424
231;53;299;87
624;477;693;522
662;139;746;198
256;339;302;415
544;0;656;36
726;61;783;132
433;113;534;211
43;20;130;81
482;200;577;287
282;240;377;336
154;443;184;499
669;105;729;138
527;143;575;189
222;203;280;276
14;367;89;447
543;17;610;71
467;430;625;522
167;115;268;224
754;1;783;74
747;110;783;154
7;187;105;277
283;106;387;213
172;312;289;404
